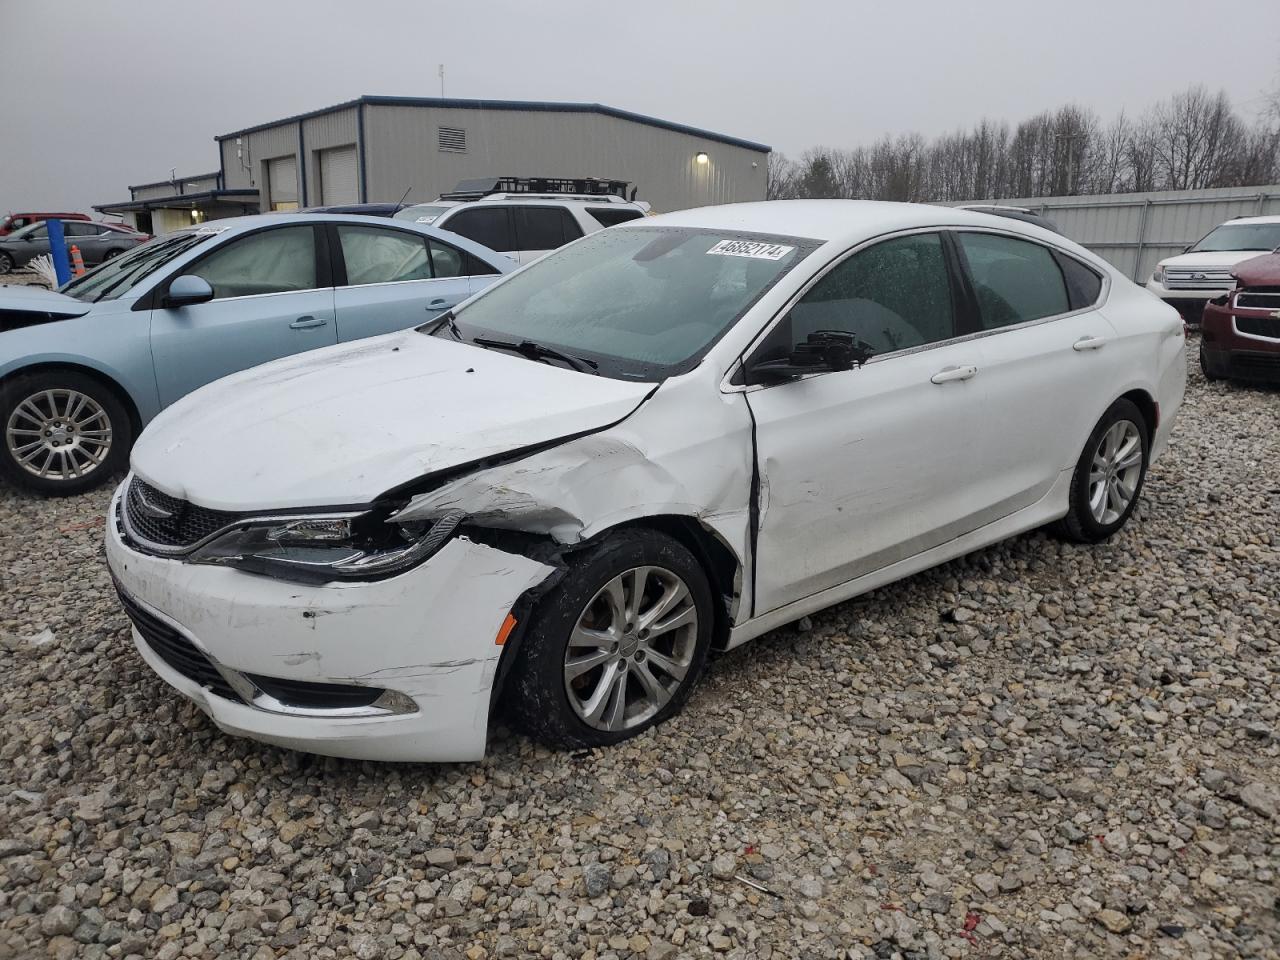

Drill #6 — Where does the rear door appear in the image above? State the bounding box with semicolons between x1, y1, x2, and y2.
149;224;336;406
330;223;475;341
65;222;109;263
950;230;1121;517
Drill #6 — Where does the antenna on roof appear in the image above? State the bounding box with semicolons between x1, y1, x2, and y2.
393;186;412;214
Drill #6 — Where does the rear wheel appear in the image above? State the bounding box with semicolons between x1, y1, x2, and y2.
0;371;131;495
506;529;714;750
102;248;124;261
0;252;13;275
1051;398;1149;543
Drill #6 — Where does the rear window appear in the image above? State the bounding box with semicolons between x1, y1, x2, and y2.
1053;252;1103;309
587;207;645;228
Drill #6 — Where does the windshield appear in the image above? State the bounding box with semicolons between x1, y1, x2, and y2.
8;222;47;240
60;232;212;302
435;226;817;380
393;204;452;224
1191;223;1280;253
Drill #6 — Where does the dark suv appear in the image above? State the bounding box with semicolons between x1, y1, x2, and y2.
1200;253;1280;384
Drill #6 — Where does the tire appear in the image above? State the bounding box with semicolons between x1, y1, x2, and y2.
1052;398;1149;544
103;248;124;261
1199;345;1223;381
0;371;132;496
505;529;714;750
0;252;13;275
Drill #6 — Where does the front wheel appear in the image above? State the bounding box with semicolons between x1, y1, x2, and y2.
1199;345;1224;381
505;529;714;750
102;248;124;261
0;371;132;495
1051;398;1149;543
0;252;13;275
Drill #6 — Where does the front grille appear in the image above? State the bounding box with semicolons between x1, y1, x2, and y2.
244;673;383;710
125;477;241;550
116;585;242;702
1164;269;1236;291
1237;291;1280;309
1237;315;1280;339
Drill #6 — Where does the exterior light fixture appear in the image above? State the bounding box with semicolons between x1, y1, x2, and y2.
695;152;709;165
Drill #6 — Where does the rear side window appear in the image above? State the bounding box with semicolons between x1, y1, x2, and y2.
512;207;582;250
443;207;514;252
957;232;1069;330
587;207;645;228
337;225;431;285
1053;252;1103;309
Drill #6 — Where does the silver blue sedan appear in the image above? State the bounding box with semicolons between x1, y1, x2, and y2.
0;213;513;495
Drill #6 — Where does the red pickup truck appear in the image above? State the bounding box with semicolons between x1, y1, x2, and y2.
1200;253;1280;384
0;212;92;236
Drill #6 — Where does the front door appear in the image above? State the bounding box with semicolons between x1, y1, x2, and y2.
330;223;474;341
149;224;336;407
746;231;986;615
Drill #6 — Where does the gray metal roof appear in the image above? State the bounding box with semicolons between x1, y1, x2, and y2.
215;96;771;153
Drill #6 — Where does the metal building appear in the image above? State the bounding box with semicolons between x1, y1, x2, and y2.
99;96;770;232
95;172;259;236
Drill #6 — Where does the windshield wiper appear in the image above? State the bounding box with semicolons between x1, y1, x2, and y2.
470;336;599;373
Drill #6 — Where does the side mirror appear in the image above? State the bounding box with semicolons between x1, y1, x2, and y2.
747;331;874;383
165;275;215;307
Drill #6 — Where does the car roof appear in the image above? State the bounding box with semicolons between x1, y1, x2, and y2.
1222;215;1280;225
643;200;1063;246
167;213;513;270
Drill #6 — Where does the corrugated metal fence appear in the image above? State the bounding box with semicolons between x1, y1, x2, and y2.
947;184;1280;282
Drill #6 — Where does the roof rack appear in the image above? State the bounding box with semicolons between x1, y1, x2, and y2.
440;176;633;202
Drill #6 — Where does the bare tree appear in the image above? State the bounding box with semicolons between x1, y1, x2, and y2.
766;152;797;200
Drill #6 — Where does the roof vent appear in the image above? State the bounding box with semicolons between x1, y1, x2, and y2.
438;126;466;153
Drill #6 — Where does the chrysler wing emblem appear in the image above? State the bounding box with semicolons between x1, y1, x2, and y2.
135;489;176;521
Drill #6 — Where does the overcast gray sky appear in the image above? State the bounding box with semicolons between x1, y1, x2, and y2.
2;0;1277;214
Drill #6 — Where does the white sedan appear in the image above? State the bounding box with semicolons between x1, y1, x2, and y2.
105;201;1186;762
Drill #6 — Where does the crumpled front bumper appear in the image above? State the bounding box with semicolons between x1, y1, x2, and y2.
104;485;554;762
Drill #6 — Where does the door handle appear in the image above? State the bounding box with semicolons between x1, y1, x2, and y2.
289;316;328;330
1072;335;1107;351
426;298;457;310
930;364;978;384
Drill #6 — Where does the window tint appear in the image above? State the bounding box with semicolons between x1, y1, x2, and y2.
587;207;645;228
185;226;317;299
958;233;1069;329
65;222;100;237
1054;252;1103;309
786;232;955;356
337;225;430;285
443;207;514;252
513;207;579;250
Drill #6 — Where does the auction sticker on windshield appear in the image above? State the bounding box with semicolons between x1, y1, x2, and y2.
706;239;795;260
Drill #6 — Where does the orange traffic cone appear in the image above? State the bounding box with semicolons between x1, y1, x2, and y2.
70;245;86;276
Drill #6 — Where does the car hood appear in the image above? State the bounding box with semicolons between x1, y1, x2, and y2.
0;284;92;324
131;331;656;512
1231;252;1280;287
1158;250;1272;270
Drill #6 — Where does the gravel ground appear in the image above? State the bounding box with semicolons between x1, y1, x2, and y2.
1;341;1277;960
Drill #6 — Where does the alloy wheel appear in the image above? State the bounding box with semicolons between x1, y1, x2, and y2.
1087;419;1142;525
5;388;113;482
564;564;699;732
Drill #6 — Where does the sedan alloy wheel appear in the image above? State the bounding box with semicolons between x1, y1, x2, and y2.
6;387;114;482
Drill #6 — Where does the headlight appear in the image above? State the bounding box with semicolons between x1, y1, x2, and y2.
1151;266;1165;285
188;509;466;583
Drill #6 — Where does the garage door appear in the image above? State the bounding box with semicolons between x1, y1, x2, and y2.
267;156;298;211
320;146;358;205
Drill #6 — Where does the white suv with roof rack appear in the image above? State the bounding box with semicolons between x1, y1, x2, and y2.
393;176;650;264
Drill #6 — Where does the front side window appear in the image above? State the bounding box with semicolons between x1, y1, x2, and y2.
443;207;514;252
784;232;956;356
957;232;1069;330
440;226;816;379
185;226;317;299
337;225;430;285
